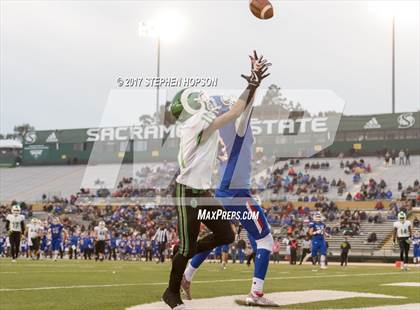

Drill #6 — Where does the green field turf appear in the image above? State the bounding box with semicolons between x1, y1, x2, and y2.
0;259;419;310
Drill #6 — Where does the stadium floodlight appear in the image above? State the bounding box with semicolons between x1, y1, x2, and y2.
367;1;419;20
139;12;185;121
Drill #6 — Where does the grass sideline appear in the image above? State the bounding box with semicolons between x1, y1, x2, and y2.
0;259;419;310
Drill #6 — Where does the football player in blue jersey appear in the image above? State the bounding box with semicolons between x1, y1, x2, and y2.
119;237;127;260
221;244;229;269
0;234;5;257
181;91;277;306
69;232;80;259
109;232;118;261
214;245;222;263
49;217;65;261
412;230;420;268
309;212;328;269
82;232;93;260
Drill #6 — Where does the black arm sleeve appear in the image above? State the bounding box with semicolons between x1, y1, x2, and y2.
239;84;257;108
6;220;10;231
21;221;25;234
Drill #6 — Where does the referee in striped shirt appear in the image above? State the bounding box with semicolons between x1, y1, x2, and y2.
154;224;170;263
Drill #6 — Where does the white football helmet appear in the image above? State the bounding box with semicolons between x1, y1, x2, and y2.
31;218;38;224
12;205;21;215
398;211;407;222
99;221;105;228
314;212;322;222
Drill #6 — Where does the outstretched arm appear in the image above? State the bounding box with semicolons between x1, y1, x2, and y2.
201;51;270;142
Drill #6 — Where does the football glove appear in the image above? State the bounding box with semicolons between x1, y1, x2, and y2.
241;50;271;88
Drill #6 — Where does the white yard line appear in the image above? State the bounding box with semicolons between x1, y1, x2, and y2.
0;271;418;292
382;282;420;287
0;270;112;274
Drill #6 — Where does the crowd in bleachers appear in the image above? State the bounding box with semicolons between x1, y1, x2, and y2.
1;154;419;261
384;149;411;167
262;160;330;200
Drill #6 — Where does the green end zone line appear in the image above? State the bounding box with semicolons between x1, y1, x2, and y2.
1;271;419;292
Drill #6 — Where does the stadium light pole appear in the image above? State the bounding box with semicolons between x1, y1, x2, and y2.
368;1;419;114
391;16;395;114
139;21;161;122
139;13;185;123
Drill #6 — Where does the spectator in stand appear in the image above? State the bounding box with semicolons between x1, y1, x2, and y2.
384;151;391;167
413;217;419;228
398;149;405;166
272;238;281;263
374;200;385;210
391;149;397;165
353;173;361;184
367;232;377;243
374;212;383;224
405;149;411;165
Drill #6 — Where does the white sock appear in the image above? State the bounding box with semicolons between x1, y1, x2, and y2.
184;262;197;282
251;277;264;294
321;255;326;267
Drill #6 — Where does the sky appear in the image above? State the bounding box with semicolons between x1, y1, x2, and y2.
1;0;419;134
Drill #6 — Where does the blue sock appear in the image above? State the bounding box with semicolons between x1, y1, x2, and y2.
254;248;270;280
190;250;211;268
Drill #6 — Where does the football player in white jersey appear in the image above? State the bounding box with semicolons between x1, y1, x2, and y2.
393;211;412;271
162;51;270;310
6;205;25;262
94;221;109;262
26;218;43;260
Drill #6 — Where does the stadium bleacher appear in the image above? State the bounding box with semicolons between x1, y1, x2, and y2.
1;156;418;203
0;156;418;261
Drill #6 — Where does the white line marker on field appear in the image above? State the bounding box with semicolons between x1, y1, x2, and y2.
382;282;420;287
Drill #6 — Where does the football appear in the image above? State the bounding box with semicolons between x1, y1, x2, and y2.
249;0;274;20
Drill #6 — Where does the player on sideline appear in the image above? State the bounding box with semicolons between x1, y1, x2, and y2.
412;230;420;268
27;218;42;260
49;217;65;261
162;52;270;310
181;93;277;305
6;205;25;262
309;212;328;270
393;211;412;271
94;221;109;262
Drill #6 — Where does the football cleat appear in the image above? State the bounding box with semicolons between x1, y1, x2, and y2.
245;291;279;307
162;288;186;310
320;265;328;270
180;275;192;300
